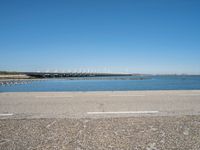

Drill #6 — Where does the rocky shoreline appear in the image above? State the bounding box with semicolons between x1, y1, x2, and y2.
0;79;35;86
0;76;150;87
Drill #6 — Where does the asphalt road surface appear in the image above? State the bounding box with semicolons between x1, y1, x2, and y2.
0;90;200;149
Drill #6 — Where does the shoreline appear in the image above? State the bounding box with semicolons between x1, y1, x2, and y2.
0;78;43;86
0;76;148;86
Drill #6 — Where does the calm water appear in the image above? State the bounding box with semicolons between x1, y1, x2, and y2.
0;75;200;92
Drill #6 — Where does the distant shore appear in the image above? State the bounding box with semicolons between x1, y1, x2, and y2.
0;74;32;79
1;71;199;87
0;73;34;86
0;72;149;86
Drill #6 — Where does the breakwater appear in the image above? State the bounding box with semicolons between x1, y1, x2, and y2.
0;80;33;86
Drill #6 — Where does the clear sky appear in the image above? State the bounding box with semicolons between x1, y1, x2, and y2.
0;0;200;74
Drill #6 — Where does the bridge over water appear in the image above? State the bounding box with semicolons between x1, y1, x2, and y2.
23;72;133;78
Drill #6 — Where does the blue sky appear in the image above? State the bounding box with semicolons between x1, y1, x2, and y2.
0;0;200;74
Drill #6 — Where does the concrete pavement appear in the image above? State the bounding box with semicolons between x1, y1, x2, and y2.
1;90;200;149
0;90;200;118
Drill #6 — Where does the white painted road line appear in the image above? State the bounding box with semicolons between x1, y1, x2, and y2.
178;94;200;96
109;95;146;97
87;111;158;115
0;113;13;116
35;96;73;98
